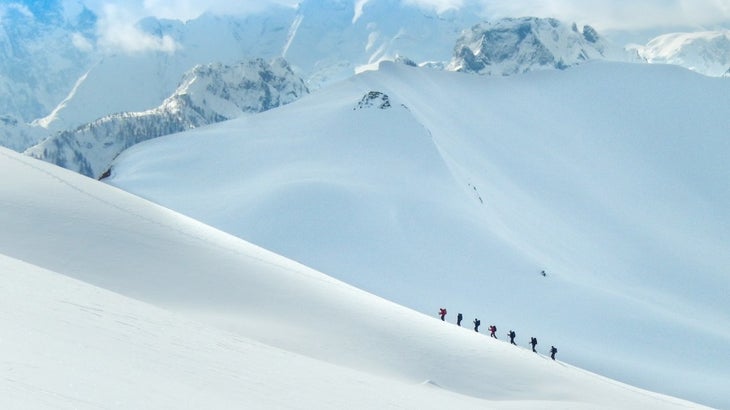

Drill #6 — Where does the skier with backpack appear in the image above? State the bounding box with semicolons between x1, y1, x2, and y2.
473;318;481;332
489;325;497;338
457;313;463;326
530;337;538;352
439;308;447;321
508;330;516;345
550;346;558;360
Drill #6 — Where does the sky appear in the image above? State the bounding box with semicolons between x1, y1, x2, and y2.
85;0;730;49
3;0;728;53
69;0;730;31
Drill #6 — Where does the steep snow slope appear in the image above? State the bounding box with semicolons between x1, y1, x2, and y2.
24;58;307;178
106;61;730;408
0;147;703;409
0;254;493;410
634;30;730;77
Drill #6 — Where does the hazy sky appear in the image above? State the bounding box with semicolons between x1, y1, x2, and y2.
32;0;730;52
74;0;730;31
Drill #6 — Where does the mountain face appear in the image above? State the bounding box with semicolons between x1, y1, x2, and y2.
448;17;618;75
24;58;307;178
0;1;97;122
632;30;730;77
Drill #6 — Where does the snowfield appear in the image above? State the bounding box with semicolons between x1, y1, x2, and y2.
105;61;729;408
0;141;709;409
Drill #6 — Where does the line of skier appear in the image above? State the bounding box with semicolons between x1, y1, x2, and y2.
438;308;558;360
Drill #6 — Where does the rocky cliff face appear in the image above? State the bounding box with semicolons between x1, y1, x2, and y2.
25;58;308;178
448;17;614;76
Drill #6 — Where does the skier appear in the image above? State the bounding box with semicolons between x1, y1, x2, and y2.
550;346;558;360
541;270;547;277
439;308;447;321
508;330;516;345
489;325;497;338
530;337;538;352
457;313;463;327
473;318;481;332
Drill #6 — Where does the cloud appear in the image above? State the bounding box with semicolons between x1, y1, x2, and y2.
0;3;34;21
95;2;179;53
83;0;299;53
401;0;465;14
138;0;297;21
71;32;94;51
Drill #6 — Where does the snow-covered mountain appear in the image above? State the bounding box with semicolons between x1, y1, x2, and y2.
0;145;708;409
632;30;730;77
447;17;623;75
1;0;481;140
105;61;730;409
24;58;307;178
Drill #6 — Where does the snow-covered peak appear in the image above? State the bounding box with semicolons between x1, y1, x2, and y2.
448;17;618;75
166;57;308;120
632;30;730;77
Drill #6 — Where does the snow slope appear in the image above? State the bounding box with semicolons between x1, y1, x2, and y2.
0;146;704;409
106;61;730;408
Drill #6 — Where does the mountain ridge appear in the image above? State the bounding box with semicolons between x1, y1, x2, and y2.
24;57;308;178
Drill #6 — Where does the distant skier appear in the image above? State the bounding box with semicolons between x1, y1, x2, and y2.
457;313;463;327
550;346;558;360
473;318;481;332
508;330;516;345
439;308;447;321
541;270;547;277
530;337;538;352
489;325;497;339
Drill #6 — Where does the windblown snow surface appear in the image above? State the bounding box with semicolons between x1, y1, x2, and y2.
0;146;706;409
105;61;729;408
